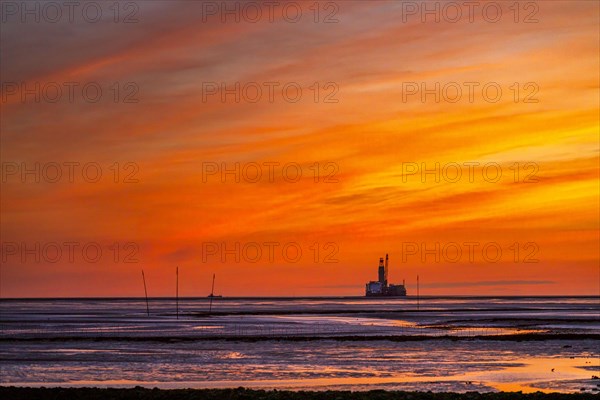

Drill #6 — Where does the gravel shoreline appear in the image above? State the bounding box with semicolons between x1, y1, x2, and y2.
1;387;598;400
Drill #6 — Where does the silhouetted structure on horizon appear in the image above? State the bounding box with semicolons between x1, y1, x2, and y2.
365;254;407;296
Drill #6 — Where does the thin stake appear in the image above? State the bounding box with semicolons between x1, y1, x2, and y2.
417;274;420;311
176;266;179;320
142;270;150;317
209;273;215;314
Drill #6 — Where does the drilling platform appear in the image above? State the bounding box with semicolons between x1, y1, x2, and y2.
365;254;407;296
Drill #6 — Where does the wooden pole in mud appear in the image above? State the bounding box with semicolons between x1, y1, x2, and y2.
142;270;150;316
176;266;179;320
209;273;215;314
417;275;420;311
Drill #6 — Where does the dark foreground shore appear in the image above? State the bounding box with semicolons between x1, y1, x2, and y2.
1;387;598;400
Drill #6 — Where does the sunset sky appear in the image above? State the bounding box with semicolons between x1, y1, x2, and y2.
1;1;598;297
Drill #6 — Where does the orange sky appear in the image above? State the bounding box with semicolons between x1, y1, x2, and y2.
1;1;598;297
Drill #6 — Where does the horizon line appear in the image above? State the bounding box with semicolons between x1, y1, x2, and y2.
1;294;599;301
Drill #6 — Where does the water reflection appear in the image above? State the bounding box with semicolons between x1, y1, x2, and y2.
2;340;598;393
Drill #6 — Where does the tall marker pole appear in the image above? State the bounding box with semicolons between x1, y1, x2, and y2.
142;270;150;317
209;273;215;314
176;266;179;319
417;274;420;311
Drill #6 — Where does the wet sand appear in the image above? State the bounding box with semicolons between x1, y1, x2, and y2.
1;297;598;394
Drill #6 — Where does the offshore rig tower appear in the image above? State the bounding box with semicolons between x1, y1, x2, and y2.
365;254;407;296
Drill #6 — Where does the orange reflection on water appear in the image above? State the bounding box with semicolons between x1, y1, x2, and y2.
7;356;598;393
477;357;599;393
